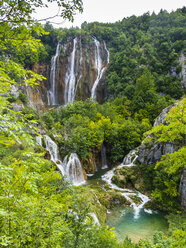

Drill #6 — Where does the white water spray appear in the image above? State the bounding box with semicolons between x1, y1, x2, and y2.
48;43;61;105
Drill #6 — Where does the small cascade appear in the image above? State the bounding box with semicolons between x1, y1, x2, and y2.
102;149;150;219
64;38;77;105
91;38;109;100
101;143;108;169
48;43;61;105
63;153;85;186
119;149;138;168
44;135;65;175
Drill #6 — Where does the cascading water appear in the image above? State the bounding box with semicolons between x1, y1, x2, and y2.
119;149;138;167
64;38;77;105
102;150;150;219
91;38;109;100
48;43;61;105
101;143;108;169
44;135;65;175
37;136;85;185
63;153;85;186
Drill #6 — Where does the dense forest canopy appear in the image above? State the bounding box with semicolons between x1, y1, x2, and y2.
0;1;186;247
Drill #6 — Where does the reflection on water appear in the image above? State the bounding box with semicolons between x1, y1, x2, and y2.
106;207;168;242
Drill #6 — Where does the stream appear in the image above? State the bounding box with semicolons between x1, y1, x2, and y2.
86;149;168;242
37;135;168;242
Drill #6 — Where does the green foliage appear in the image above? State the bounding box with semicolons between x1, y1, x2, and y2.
42;99;149;164
18;92;28;104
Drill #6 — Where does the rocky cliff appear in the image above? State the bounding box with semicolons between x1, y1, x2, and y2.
136;102;185;211
138;103;179;165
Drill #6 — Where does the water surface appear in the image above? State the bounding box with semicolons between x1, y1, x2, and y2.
106;207;168;242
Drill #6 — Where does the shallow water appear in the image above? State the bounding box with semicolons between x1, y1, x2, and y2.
106;207;168;242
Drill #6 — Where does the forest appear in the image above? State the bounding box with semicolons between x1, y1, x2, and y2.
0;0;186;247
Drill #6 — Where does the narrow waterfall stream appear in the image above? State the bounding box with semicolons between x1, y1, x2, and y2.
91;37;109;100
48;43;61;105
101;143;108;169
64;37;77;105
45;135;65;175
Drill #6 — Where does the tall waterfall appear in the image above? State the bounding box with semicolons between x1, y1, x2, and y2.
48;43;61;105
64;38;77;105
91;38;109;100
102;149;150;219
101;143;108;169
63;153;85;186
44;135;65;175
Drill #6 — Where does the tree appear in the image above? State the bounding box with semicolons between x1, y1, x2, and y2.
0;0;83;25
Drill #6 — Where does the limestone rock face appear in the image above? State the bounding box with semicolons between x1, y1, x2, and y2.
138;142;176;165
179;169;186;213
25;62;49;110
138;103;179;165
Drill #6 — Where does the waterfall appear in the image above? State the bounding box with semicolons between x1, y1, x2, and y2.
119;149;138;167
64;38;77;105
63;153;85;186
48;43;61;105
91;38;109;100
102;149;150;219
44;135;65;175
101;143;108;169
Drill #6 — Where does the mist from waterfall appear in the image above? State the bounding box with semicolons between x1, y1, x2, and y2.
48;43;61;105
91;38;109;100
64;38;77;105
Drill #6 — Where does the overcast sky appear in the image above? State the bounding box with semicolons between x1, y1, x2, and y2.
34;0;186;28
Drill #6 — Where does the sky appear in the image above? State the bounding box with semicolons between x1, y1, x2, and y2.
33;0;186;28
